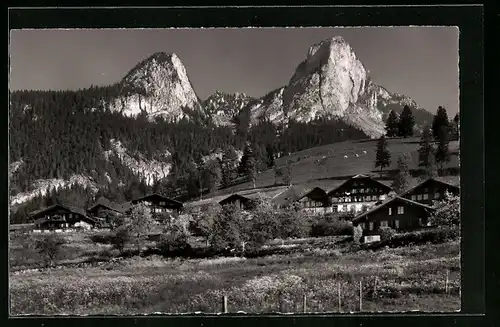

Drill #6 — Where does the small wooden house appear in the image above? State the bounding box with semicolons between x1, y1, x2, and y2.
131;193;183;214
352;196;436;236
87;197;132;217
296;187;332;215
218;194;255;210
327;174;393;214
29;204;97;230
400;177;460;205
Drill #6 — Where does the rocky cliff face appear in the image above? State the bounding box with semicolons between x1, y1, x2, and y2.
243;36;432;138
108;52;202;121
202;91;255;126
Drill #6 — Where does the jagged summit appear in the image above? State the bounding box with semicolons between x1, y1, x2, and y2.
108;51;201;120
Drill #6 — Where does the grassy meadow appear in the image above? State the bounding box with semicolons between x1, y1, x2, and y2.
9;230;460;315
215;137;459;195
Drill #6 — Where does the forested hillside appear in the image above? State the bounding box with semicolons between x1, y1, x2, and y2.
9;87;367;223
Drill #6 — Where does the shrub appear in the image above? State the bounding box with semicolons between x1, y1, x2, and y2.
157;231;192;257
430;192;460;228
109;227;131;253
311;215;353;237
33;233;65;267
364;227;459;250
379;226;396;241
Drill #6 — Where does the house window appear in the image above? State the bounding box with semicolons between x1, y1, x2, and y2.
352;189;357;194
411;195;417;201
397;206;404;215
380;220;388;228
388;207;392;215
369;222;374;231
160;201;166;206
417;194;423;201
418;218;423;226
423;194;429;200
343;205;348;212
395;220;400;229
435;192;441;199
360;188;364;193
372;195;377;201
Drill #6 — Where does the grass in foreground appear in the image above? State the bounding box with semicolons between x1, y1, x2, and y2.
10;240;460;315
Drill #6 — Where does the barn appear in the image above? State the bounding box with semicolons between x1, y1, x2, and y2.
295;187;332;215
218;194;256;211
351;196;436;236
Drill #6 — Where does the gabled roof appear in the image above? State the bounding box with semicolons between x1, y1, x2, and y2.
29;204;87;220
352;196;436;224
399;177;460;198
326;174;393;196
219;193;253;205
131;193;183;207
297;187;328;201
272;185;311;207
88;197;130;214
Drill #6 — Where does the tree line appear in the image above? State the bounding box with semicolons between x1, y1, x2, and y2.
376;105;459;193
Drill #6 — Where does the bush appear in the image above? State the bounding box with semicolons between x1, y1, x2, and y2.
33;233;65;267
109;227;131;253
157;231;192;256
311;215;353;237
379;226;396;241
364;227;459;250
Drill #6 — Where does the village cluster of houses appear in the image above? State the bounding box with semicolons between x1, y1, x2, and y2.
11;174;459;241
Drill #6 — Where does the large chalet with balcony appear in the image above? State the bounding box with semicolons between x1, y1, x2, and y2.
326;174;393;214
29;204;97;231
131;193;184;215
400;177;460;205
352;196;436;237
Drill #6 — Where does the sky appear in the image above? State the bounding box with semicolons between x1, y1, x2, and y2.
9;27;459;115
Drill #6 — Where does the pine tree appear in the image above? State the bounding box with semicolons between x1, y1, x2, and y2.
435;131;451;172
375;135;391;176
418;125;434;169
266;144;275;168
398;105;415;137
240;142;257;189
220;146;238;189
385;110;399;137
391;153;411;193
432;106;450;141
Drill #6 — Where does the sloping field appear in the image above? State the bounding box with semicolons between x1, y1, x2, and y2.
186;137;459;207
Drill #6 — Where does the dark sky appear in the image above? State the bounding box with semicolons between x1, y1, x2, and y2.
9;27;459;115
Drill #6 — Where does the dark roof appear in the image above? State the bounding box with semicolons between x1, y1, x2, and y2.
88;197;130;214
326;174;393;196
218;193;253;205
131;193;183;207
400;177;460;198
34;214;97;226
352;196;435;224
272;185;311;207
297;187;328;201
29;204;87;220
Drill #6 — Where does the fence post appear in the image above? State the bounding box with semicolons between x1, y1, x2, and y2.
445;269;449;294
338;281;341;312
359;279;363;312
223;295;228;313
303;294;307;313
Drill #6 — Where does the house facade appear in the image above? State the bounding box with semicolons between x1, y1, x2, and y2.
400;177;460;206
131;193;183;215
327;174;393;214
29;204;97;230
296;187;333;215
352;196;436;237
219;194;255;210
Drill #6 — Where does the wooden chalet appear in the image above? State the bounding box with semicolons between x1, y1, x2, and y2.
29;204;97;230
400;177;460;206
296;187;332;215
327;174;393;214
271;185;305;209
352;196;436;237
131;193;183;214
218;194;256;210
87;197;132;217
